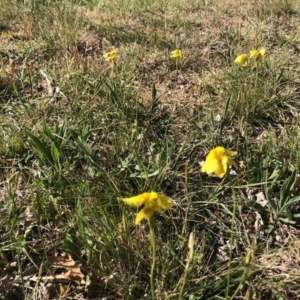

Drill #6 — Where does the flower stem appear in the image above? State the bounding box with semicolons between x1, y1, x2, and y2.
225;189;237;299
254;66;258;100
178;232;195;299
149;217;156;300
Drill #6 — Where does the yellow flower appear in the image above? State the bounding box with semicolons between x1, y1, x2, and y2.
121;191;173;224
170;49;183;60
249;48;266;64
103;48;118;64
234;54;248;67
200;146;238;178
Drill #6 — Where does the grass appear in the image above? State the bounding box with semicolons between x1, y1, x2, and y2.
1;0;300;299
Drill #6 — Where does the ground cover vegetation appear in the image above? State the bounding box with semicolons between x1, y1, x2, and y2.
1;0;300;299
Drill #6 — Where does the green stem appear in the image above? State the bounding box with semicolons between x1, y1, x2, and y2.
149;217;156;300
225;189;237;299
254;65;259;107
178;232;195;300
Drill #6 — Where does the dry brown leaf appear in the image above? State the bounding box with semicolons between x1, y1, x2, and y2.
15;252;85;285
49;252;85;285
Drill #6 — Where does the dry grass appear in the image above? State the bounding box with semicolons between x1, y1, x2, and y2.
1;0;300;299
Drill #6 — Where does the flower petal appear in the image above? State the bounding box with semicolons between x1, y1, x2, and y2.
201;158;224;177
135;207;154;224
249;49;265;64
103;48;118;62
227;157;238;167
249;50;259;58
259;48;266;56
201;146;237;178
214;168;226;178
152;204;169;219
157;194;173;209
170;49;183;60
111;48;118;55
225;150;238;157
220;156;229;177
234;54;248;67
122;192;150;207
149;192;173;209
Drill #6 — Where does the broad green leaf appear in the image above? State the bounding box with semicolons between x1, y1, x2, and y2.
42;121;56;143
281;195;300;212
51;144;60;169
268;167;281;180
265;190;278;215
280;170;297;207
25;131;53;164
71;130;93;156
58;118;68;143
285;207;292;221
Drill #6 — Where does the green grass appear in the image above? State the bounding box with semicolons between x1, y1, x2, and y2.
1;0;300;299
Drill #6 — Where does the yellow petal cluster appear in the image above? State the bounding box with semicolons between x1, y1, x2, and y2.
121;192;173;224
103;48;118;64
170;49;183;60
235;48;266;66
200;146;238;178
234;53;248;67
250;48;266;64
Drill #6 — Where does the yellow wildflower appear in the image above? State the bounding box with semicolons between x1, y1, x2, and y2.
103;48;118;64
234;54;248;67
249;49;266;64
121;191;173;224
200;146;238;178
170;49;183;60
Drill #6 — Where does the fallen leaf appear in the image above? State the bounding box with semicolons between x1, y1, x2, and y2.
49;252;85;285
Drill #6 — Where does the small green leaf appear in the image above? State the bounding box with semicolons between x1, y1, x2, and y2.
136;170;159;178
265;224;274;234
220;92;232;135
61;234;81;260
152;83;157;101
276;68;284;83
278;217;296;224
268;167;280;180
210;111;215;128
